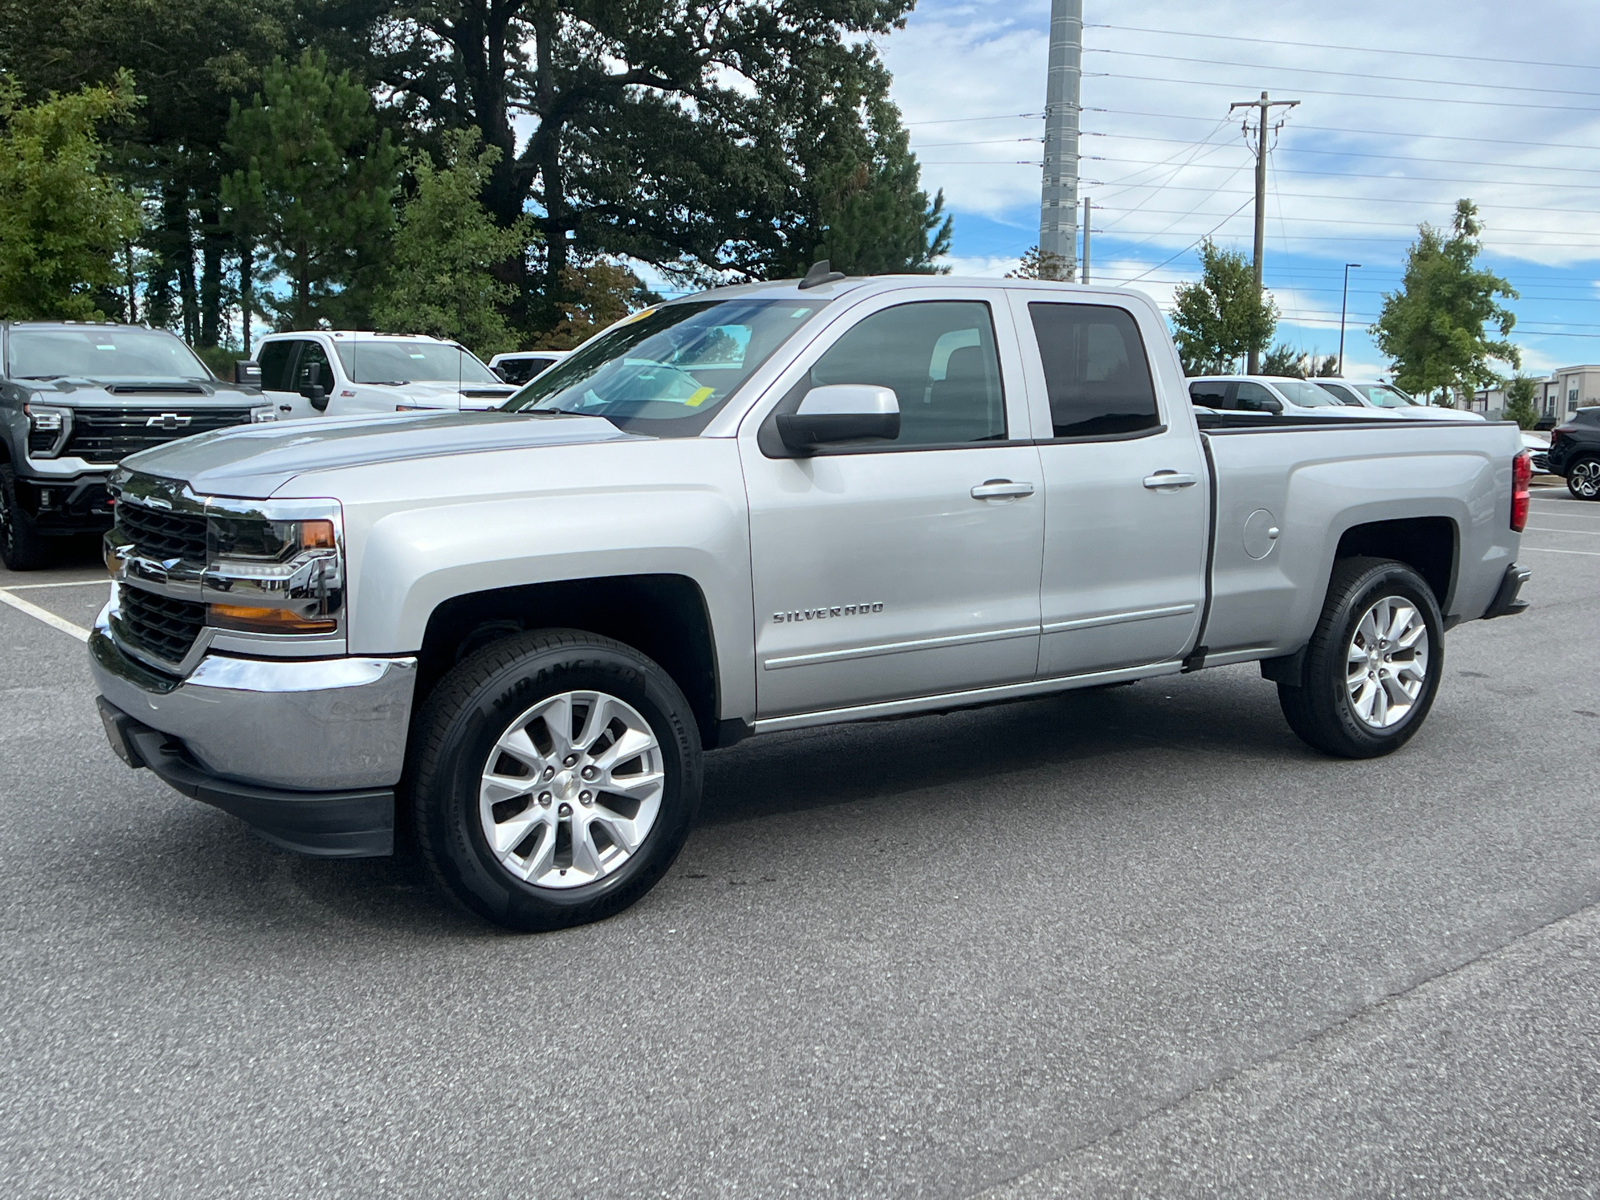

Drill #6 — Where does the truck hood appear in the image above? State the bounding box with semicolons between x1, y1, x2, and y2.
23;377;261;406
119;410;639;498
380;379;518;409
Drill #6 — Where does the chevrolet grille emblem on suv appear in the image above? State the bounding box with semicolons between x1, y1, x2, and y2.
146;413;191;430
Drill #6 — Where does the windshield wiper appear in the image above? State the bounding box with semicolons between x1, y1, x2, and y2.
17;375;63;380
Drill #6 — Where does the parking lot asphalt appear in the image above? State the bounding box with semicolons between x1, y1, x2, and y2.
2;488;1597;1197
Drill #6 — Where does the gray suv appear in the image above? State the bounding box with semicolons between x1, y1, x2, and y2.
0;322;272;569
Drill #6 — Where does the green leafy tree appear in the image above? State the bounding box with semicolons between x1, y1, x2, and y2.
324;1;944;329
1261;345;1339;378
1503;374;1539;429
1170;239;1277;376
1372;199;1519;406
0;74;142;319
221;49;400;330
1007;245;1073;282
372;129;533;356
0;0;291;343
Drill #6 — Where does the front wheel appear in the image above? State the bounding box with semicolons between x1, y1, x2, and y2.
409;630;702;931
1566;456;1600;500
0;463;51;570
1277;557;1444;759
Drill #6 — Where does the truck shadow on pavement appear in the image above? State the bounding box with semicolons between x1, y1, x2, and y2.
84;668;1305;936
698;668;1304;827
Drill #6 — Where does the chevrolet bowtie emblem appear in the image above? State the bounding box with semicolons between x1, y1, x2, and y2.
146;413;191;430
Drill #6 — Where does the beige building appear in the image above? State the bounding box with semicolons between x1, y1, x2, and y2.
1470;365;1600;422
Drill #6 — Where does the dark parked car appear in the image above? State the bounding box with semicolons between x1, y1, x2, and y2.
1546;408;1600;500
0;322;273;568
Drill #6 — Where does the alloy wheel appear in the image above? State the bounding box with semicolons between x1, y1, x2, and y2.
1572;460;1600;499
1345;596;1430;729
478;690;665;889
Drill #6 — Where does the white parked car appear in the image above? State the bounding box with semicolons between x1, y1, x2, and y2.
489;349;570;385
253;332;517;419
1315;379;1486;421
1188;375;1401;418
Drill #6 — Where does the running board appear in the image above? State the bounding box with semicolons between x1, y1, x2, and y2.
752;660;1186;735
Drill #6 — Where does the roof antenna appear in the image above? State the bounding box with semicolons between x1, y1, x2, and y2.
798;260;846;290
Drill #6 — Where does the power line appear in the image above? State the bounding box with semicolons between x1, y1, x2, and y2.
1083;129;1600;177
1089;71;1600;115
1086;23;1600;74
1094;154;1600;192
1090;109;1600;153
1085;47;1600;99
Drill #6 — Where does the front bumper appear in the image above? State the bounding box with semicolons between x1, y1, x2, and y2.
98;699;395;857
89;616;417;856
1482;562;1531;620
14;469;113;532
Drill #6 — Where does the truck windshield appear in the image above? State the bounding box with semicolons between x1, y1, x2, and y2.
502;298;828;435
7;327;213;381
1273;379;1344;408
1351;383;1420;408
334;340;500;385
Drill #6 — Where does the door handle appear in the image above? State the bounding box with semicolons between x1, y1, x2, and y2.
971;480;1035;500
1143;472;1198;490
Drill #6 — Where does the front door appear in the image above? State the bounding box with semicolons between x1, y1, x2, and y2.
1006;293;1209;678
741;292;1045;720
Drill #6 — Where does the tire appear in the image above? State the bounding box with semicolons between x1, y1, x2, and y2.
409;629;702;932
1566;455;1600;500
0;462;51;570
1277;557;1444;759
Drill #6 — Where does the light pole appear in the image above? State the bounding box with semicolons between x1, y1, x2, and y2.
1338;263;1361;377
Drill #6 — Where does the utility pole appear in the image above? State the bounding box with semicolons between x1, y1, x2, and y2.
1080;197;1093;284
1229;90;1298;374
1038;0;1082;280
1337;263;1361;376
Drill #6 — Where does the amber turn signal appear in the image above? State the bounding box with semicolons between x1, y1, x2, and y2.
299;519;337;550
207;604;337;634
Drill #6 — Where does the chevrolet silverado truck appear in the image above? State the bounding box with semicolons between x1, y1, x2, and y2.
0;321;273;569
88;272;1532;931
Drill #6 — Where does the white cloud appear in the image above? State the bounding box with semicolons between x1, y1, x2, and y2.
937;253;1023;278
880;0;1600;268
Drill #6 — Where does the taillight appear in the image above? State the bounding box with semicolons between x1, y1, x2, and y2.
1512;450;1531;532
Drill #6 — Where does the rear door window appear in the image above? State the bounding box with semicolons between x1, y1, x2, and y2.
1189;380;1234;409
1027;303;1160;438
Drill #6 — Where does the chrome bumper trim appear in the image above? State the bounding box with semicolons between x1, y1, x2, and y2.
89;612;416;791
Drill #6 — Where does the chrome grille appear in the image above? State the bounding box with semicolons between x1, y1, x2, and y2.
116;500;208;564
119;586;206;665
64;407;253;462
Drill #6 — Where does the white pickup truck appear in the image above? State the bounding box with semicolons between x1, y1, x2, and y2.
90;272;1533;931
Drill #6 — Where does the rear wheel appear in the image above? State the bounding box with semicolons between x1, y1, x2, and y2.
0;463;50;570
1277;557;1444;759
409;629;701;932
1566;456;1600;500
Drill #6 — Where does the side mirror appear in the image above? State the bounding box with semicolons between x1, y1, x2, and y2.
302;362;329;412
776;385;900;453
234;360;262;387
491;365;510;382
1260;396;1284;414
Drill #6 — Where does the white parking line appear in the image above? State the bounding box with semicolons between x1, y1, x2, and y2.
0;588;91;642
1525;527;1600;535
1521;546;1600;558
2;579;111;590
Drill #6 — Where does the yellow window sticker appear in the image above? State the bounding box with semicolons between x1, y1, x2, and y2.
685;386;716;407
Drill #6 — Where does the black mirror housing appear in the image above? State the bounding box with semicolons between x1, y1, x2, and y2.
776;384;901;453
234;360;262;387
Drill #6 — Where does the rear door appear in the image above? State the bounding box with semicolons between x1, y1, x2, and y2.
1008;292;1209;677
740;290;1045;719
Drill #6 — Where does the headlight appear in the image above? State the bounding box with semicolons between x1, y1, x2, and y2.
25;403;71;457
250;404;277;423
202;498;344;636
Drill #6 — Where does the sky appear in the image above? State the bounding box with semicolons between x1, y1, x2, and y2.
875;0;1600;381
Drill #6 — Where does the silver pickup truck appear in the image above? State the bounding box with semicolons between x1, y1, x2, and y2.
89;274;1533;931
